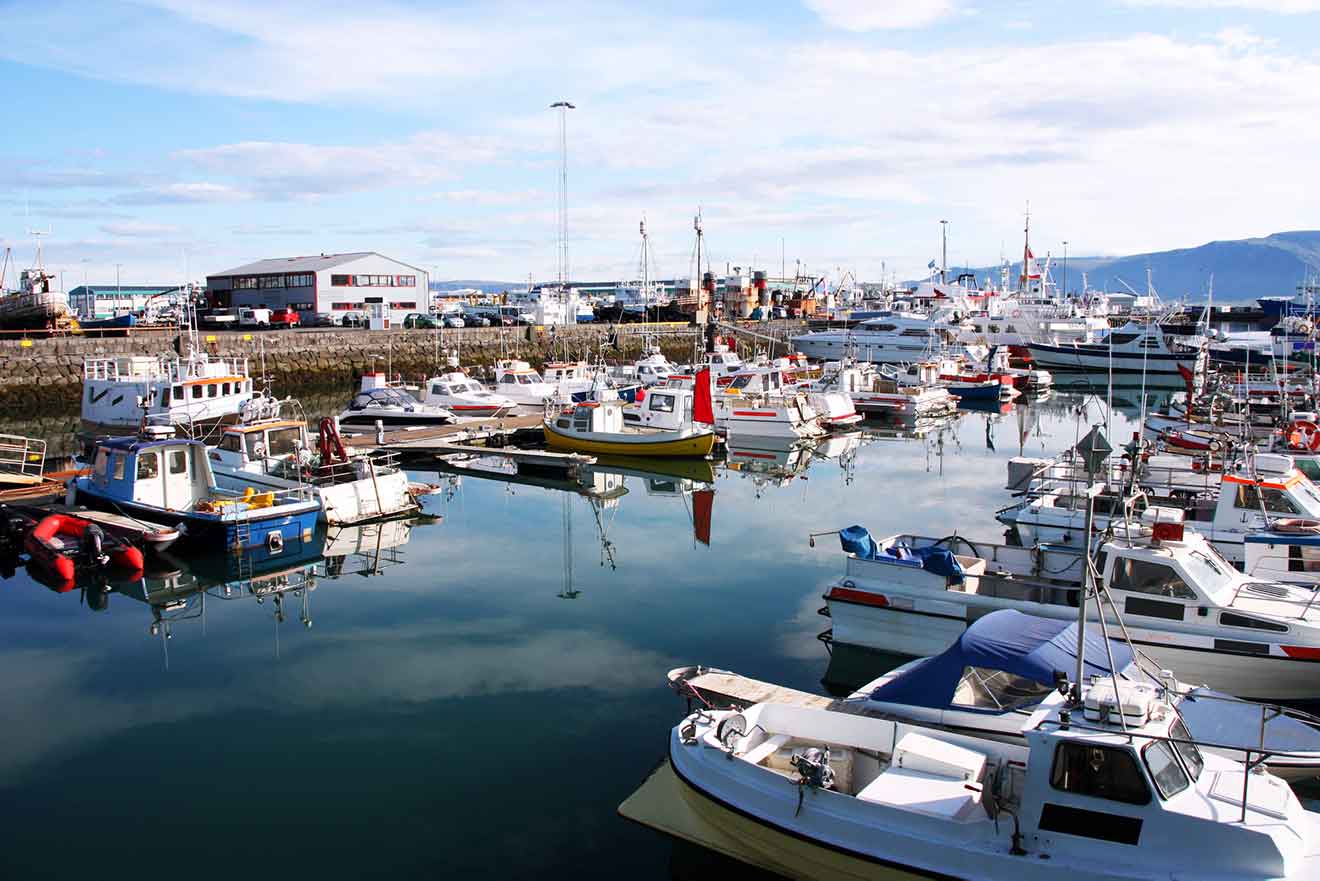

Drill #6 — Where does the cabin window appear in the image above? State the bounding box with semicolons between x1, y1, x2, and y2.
1219;612;1288;633
1234;484;1301;515
431;384;445;396
112;454;126;480
168;449;188;475
1286;544;1320;573
649;394;676;413
207;384;218;398
218;434;242;453
1109;558;1197;600
267;427;302;456
1168;718;1203;781
1050;742;1151;805
555;419;570;429
173;385;184;401
1142;741;1190;799
1108;333;1140;346
191;385;202;400
1296;460;1320;482
951;666;1054;711
573;410;591;430
136;451;159;480
94;450;109;476
222;382;231;395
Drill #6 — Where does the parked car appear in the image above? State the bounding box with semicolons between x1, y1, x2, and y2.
462;312;492;327
441;315;465;328
237;307;272;328
270;308;301;328
202;309;238;328
340;313;367;328
311;313;337;327
403;313;438;329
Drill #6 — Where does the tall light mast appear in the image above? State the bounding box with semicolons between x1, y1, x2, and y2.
550;101;575;288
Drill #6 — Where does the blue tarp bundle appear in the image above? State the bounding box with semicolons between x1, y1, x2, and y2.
838;526;963;582
868;609;1134;711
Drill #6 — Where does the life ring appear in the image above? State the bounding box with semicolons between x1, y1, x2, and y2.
1286;420;1320;452
267;531;285;553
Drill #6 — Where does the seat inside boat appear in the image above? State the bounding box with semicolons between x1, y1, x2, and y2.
720;704;995;822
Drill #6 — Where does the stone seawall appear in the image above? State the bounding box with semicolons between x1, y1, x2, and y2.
0;321;805;410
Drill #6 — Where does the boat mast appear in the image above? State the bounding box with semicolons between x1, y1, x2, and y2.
1019;205;1031;295
939;219;948;285
551;100;575;291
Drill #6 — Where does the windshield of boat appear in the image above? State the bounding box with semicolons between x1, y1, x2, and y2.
950;666;1054;712
1289;475;1320;513
354;388;417;409
1168;716;1204;781
727;374;755;390
1182;547;1238;597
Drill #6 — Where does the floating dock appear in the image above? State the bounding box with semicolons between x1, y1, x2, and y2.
341;414;545;452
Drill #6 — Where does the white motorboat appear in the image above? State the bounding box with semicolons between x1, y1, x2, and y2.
636;673;1320;880
852;609;1320;781
999;452;1320;565
810;359;958;418
663;372;826;441
492;359;559;406
209;398;419;526
420;371;516;418
337;373;455;430
822;517;1320;700
790;308;967;364
1025;321;1206;378
724;363;861;430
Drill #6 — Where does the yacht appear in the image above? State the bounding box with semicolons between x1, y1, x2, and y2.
1025;321;1205;378
791;308;966;364
337;373;456;430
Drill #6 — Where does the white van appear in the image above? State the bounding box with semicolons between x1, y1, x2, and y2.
237;307;272;328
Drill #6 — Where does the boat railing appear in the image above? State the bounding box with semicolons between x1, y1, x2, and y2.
311;449;404;485
0;434;46;478
212;483;316;508
1226;576;1320;619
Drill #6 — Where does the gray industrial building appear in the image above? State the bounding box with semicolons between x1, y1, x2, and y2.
207;252;429;324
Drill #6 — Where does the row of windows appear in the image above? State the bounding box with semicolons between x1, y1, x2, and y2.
155;380;251;404
330;274;417;287
329;301;419;311
231;273;315;290
94;448;189;481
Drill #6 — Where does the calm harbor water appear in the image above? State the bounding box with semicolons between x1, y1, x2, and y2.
0;388;1165;880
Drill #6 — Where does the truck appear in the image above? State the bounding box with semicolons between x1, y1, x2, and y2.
237;307;272;328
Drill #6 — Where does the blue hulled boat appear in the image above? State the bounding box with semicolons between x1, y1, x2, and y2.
72;432;320;555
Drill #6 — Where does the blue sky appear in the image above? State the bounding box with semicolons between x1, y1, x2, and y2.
2;0;1318;289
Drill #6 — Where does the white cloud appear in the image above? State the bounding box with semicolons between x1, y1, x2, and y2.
803;0;958;30
1124;0;1320;9
100;220;183;237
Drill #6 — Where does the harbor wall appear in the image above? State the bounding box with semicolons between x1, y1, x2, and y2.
0;321;805;411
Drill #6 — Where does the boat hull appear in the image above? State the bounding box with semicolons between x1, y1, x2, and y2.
1024;342;1199;377
543;421;715;457
212;465;419;526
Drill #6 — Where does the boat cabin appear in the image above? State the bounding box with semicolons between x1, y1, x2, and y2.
88;436;215;510
82;353;253;429
427;373;484;399
628;387;698;431
210;419;309;475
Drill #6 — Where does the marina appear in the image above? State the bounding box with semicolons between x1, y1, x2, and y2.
7;4;1320;877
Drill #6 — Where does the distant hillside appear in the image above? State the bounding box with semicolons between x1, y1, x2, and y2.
941;231;1320;302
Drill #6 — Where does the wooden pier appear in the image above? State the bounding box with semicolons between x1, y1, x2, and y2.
341;414;545;452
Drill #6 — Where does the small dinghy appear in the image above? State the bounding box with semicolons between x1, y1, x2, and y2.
24;512;144;590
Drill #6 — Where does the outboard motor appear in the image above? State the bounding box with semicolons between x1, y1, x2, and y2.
790;746;835;816
80;523;109;568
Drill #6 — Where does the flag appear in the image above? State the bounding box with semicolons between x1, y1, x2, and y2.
1024;247;1041;280
928;259;937;270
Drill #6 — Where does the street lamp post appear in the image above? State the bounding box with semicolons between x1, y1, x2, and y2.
1062;241;1069;299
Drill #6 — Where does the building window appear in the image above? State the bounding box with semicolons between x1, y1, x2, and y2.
259;275;284;289
286;273;313;287
332;275;352;286
291;301;314;311
234;277;258;290
396;275;416;286
332;302;365;311
391;301;417;310
355;275;373;286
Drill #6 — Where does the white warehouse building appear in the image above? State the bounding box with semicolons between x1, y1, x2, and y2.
207;252;429;326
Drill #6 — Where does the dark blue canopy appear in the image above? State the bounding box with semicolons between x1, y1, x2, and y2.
868;609;1134;710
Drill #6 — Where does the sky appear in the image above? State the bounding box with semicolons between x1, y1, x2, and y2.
1;0;1318;289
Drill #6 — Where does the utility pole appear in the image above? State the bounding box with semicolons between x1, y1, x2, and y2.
550;100;575;289
1063;240;1069;299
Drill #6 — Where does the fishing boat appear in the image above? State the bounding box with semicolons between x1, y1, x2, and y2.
0;237;71;330
208;398;419;525
811;360;958;418
71;431;320;554
853;609;1320;782
543;386;716;458
81;351;255;432
628;668;1320;881
821;515;1320;700
420;371;517;418
337;373;456;430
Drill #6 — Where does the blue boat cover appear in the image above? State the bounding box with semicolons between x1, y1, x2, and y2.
868;609;1134;710
839;526;963;582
